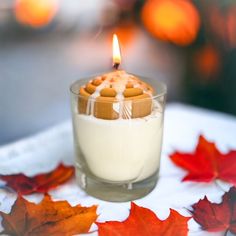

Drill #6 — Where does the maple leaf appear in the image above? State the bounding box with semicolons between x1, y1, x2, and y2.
191;187;236;234
0;163;75;195
97;202;190;236
0;195;98;236
170;135;236;184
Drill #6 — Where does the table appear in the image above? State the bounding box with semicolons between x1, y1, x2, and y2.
0;103;236;235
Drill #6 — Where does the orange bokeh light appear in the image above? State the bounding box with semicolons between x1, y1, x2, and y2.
15;0;58;28
194;46;220;79
141;0;200;46
111;23;137;47
227;7;236;48
209;5;236;49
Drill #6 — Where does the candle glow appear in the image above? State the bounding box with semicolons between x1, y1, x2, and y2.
15;0;58;28
113;34;121;69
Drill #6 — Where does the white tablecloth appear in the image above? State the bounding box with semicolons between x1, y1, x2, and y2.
0;103;236;236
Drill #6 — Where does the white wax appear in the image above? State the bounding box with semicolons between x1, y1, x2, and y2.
74;112;163;182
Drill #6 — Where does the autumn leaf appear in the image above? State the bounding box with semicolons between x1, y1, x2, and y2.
97;202;190;236
191;187;236;234
0;163;75;195
0;194;98;236
170;135;236;184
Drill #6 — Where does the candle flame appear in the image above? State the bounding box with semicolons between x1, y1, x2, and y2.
113;34;121;69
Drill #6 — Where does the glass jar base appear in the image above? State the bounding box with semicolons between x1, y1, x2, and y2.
76;170;158;202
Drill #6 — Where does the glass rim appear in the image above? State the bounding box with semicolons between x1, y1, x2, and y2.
70;74;167;101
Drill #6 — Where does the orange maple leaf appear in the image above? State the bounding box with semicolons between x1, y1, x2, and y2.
0;195;97;236
97;202;190;236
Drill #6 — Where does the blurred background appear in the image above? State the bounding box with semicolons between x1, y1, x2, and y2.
0;0;236;145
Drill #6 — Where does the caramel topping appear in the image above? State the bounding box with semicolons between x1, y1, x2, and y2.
100;88;117;97
79;71;154;120
123;88;143;97
85;83;96;94
81;71;153;99
126;82;134;88
92;78;102;86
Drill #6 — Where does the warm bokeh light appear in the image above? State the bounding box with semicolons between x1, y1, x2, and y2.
111;23;137;47
226;7;236;48
141;0;200;46
209;5;236;49
194;45;220;79
15;0;58;28
113;34;121;68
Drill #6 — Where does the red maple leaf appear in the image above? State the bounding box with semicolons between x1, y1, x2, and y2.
97;202;190;236
0;194;97;236
191;187;236;234
170;135;236;184
0;163;75;195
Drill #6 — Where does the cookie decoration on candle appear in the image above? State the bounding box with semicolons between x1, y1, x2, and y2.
79;70;154;120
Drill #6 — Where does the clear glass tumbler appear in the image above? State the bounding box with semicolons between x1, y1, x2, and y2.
70;75;167;202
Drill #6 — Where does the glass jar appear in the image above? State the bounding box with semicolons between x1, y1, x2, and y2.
70;75;167;202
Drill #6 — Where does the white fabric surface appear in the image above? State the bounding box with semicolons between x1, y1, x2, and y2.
0;103;236;236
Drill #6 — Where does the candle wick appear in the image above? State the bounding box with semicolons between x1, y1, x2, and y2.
113;63;119;70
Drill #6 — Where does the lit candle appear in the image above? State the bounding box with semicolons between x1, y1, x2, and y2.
70;34;167;201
